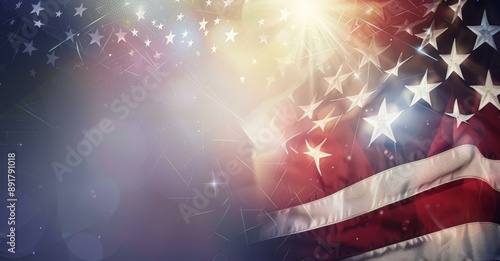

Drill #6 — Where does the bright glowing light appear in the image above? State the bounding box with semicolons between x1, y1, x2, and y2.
290;0;320;23
279;0;351;69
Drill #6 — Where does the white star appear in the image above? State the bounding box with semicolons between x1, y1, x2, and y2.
415;21;447;50
405;70;441;106
298;98;322;120
240;75;245;83
259;33;268;44
199;18;208;31
214;17;221;25
74;3;87;17
449;0;467;22
355;37;389;69
23;41;37;56
55;10;62;17
211;45;217;53
470;71;500;110
304;139;331;176
323;64;352;95
46;52;59;66
177;13;184;21
393;19;422;35
362;0;387;18
206;0;212;6
89;30;104;46
440;40;469;79
445;99;473;128
187;40;194;47
30;1;44;16
309;107;339;133
225;28;238;43
165;31;175;45
34;20;43;28
363;99;403;146
65;29;75;42
223;0;233;7
115;29;127;43
131;29;138;36
258;18;265;26
384;53;412;78
145;39;151;47
422;0;442;17
280;6;290;23
346;84;376;112
467;11;500;50
15;1;22;9
136;10;145;21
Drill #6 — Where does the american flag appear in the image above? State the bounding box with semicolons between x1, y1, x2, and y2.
248;0;500;260
0;0;499;260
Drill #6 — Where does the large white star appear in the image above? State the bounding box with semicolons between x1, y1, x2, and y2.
440;40;469;79
225;28;238;43
445;99;473;128
280;6;290;23
363;99;403;146
199;18;208;31
309;107;339;133
136;10;145;21
299;98;322;120
165;31;175;45
416;20;447;50
384;53;412;79
470;71;500;110
405;70;441;106
223;0;234;7
423;0;442;16
355;37;389;69
74;3;87;17
393;19;423;35
89;30;104;47
467;11;500;50
346;84;376;112
115;29;127;43
449;0;467;22
23;41;37;56
65;29;75;42
323;64;352;95
46;52;59;66
303;139;331;176
30;1;44;16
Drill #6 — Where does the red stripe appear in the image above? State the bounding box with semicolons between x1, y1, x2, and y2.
254;178;499;260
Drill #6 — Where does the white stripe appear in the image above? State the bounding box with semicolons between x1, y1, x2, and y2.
255;145;500;242
343;222;500;261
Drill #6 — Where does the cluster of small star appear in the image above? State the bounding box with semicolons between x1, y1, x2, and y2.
260;0;500;177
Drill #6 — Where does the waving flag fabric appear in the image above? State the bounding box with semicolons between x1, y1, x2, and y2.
0;0;499;260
